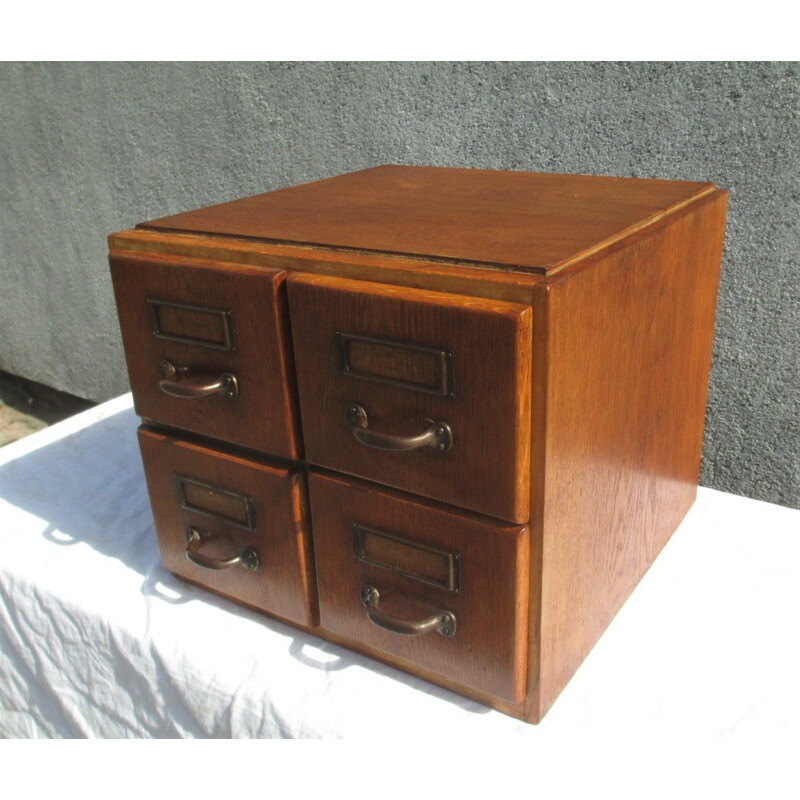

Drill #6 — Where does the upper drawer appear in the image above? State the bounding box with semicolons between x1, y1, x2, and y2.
110;254;301;459
287;274;532;523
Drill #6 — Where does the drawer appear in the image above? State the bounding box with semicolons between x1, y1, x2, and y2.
138;427;316;626
308;471;529;703
288;273;532;523
111;254;301;458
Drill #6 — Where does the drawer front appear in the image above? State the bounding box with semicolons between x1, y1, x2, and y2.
111;254;301;458
288;273;532;523
138;427;316;626
309;472;529;703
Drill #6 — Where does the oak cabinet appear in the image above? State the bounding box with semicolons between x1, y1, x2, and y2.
110;166;726;722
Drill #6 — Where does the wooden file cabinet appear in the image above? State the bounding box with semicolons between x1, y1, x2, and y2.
109;166;726;722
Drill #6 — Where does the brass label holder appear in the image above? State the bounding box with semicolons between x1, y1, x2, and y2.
352;522;460;592
336;330;454;396
174;474;256;531
147;299;235;351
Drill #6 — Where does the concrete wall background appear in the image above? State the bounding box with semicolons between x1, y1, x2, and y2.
1;62;797;508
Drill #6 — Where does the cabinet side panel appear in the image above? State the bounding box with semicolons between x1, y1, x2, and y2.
537;191;727;718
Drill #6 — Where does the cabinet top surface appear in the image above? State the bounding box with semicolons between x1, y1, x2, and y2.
138;166;716;273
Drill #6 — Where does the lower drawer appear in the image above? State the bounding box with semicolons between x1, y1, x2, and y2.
138;427;317;627
308;471;530;703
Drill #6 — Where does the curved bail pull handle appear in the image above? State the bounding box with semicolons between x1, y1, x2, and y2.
346;404;452;453
360;584;456;638
159;360;238;400
185;527;259;572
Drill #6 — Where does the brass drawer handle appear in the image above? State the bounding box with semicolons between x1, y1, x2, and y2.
360;584;456;638
345;403;453;453
159;360;239;400
185;526;259;571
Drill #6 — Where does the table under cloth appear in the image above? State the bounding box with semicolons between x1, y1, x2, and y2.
1;394;798;744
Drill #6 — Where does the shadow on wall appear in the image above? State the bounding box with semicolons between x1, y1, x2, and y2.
0;371;96;447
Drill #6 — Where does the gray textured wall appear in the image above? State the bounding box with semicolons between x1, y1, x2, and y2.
1;62;798;508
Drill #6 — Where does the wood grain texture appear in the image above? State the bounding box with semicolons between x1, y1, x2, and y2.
107;229;545;304
139;165;714;273
531;189;728;721
288;272;532;523
308;470;529;703
110;253;302;459
138;427;317;627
